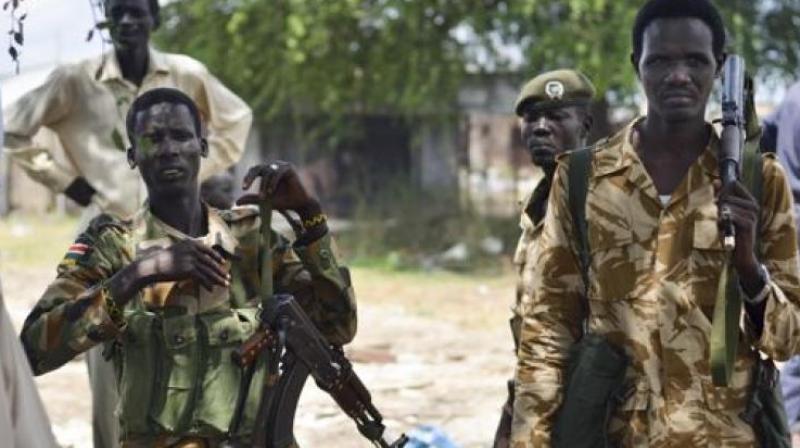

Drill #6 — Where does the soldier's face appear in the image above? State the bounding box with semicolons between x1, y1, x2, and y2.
131;102;206;196
519;105;590;168
636;18;720;125
106;0;154;49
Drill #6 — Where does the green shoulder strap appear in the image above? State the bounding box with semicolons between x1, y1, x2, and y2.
710;138;763;387
567;147;593;328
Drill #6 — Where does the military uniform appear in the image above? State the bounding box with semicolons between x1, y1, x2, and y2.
508;68;596;347
512;119;800;447
495;70;594;447
510;180;545;347
20;205;357;446
5;50;254;447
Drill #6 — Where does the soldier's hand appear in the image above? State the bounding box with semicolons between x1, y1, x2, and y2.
132;239;231;291
236;161;318;214
714;180;762;292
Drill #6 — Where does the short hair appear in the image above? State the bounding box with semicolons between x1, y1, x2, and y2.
126;88;202;143
632;0;726;66
104;0;161;29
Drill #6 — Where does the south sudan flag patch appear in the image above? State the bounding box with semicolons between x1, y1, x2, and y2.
59;240;94;268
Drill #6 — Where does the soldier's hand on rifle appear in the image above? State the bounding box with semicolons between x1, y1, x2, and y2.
237;161;322;220
109;240;230;304
715;179;763;295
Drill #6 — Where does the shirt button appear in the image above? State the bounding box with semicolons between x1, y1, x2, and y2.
220;330;229;341
174;334;185;344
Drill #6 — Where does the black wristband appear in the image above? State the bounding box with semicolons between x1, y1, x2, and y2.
64;177;96;207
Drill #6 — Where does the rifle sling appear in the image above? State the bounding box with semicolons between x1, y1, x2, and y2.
710;139;763;387
567;147;593;331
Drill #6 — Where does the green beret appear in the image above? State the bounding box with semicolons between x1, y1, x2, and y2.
514;69;596;116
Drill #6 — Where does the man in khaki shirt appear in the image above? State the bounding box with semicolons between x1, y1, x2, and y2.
513;0;800;446
3;1;251;446
493;69;594;448
4;0;252;220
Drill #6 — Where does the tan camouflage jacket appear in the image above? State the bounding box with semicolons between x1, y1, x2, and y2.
20;205;357;442
512;120;800;447
510;183;546;348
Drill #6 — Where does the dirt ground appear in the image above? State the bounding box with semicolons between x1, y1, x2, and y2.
0;214;516;447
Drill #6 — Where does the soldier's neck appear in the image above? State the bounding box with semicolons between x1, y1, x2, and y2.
114;43;149;87
150;191;206;238
638;114;709;158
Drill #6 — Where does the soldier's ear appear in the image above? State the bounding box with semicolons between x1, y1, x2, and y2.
581;111;594;139
127;147;137;169
200;138;209;158
630;52;640;77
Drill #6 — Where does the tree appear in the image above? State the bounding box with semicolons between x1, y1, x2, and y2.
155;0;800;144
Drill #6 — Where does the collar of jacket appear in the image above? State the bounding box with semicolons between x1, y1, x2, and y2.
590;117;722;180
94;46;170;83
130;202;239;256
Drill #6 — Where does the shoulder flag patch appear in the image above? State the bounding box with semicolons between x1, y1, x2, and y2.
66;243;90;258
62;240;94;265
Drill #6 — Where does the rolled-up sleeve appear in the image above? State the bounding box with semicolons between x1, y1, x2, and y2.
4;66;79;193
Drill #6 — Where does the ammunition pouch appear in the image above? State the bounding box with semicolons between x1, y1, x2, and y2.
552;333;629;448
116;308;262;441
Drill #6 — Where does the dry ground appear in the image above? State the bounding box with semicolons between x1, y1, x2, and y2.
0;214;516;447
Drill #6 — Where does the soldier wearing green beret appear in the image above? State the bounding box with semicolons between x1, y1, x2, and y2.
493;69;594;448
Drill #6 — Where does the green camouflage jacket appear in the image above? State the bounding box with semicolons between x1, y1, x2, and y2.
20;204;357;444
512;120;800;447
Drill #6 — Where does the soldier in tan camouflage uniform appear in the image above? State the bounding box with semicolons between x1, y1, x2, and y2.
493;69;595;448
512;0;800;446
19;88;356;447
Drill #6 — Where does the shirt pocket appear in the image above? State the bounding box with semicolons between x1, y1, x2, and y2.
609;379;650;446
118;311;160;437
156;314;199;432
588;228;638;301
195;309;259;432
689;216;727;308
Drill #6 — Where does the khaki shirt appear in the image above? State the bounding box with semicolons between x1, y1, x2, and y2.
4;48;252;218
512;120;800;447
20;205;357;443
510;182;545;347
0;289;57;448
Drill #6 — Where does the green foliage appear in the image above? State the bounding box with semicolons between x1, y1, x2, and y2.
155;1;800;138
157;1;500;123
496;0;800;99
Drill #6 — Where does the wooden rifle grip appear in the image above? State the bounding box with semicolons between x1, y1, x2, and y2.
233;330;275;367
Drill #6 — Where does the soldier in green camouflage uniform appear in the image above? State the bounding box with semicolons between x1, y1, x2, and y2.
20;88;356;447
512;1;800;446
493;69;594;448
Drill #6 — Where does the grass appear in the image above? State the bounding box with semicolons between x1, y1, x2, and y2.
0;213;81;269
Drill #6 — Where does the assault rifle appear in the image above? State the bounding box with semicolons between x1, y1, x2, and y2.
232;294;408;448
226;188;407;448
718;54;747;251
